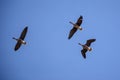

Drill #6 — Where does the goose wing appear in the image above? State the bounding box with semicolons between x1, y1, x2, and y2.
76;16;83;26
81;49;87;59
19;27;28;40
68;27;77;39
85;39;96;47
14;41;22;51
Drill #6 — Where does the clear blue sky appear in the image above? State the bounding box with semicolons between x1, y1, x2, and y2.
1;0;120;80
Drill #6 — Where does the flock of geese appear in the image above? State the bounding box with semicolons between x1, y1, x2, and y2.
13;16;96;59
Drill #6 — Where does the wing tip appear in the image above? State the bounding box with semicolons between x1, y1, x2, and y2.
80;15;83;19
82;54;86;59
83;57;86;59
25;26;28;29
68;36;71;39
92;39;96;42
14;48;18;51
94;39;96;41
89;38;96;41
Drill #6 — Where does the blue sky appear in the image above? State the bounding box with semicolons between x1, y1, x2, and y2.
1;0;120;80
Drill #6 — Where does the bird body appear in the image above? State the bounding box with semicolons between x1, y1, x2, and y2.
13;37;26;45
78;43;92;51
69;21;82;30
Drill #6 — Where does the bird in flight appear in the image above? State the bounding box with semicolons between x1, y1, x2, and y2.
78;39;96;59
68;16;83;39
13;26;28;51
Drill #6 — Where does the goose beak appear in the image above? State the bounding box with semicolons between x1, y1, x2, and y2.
13;37;16;40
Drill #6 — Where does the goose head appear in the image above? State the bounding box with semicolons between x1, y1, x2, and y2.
13;37;18;41
69;21;75;25
78;43;83;46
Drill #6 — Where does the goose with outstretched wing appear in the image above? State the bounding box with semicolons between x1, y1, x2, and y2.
78;39;96;59
13;26;28;51
68;16;83;39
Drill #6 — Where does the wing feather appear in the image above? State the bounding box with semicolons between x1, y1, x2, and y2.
85;39;96;46
14;41;22;51
19;27;28;40
76;16;83;26
68;27;77;39
81;49;87;59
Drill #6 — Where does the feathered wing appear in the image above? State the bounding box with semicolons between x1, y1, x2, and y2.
68;27;77;39
14;41;22;51
19;27;28;40
81;49;87;59
76;16;83;26
86;39;96;47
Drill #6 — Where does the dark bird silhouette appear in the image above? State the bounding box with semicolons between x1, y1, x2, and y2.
13;26;28;51
68;16;83;39
78;39;96;59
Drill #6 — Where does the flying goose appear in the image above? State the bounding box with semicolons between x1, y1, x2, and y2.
78;39;96;59
13;26;28;51
68;16;83;39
